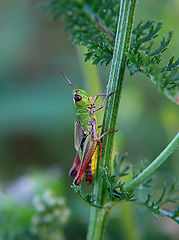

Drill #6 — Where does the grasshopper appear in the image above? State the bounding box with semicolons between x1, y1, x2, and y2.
57;68;118;185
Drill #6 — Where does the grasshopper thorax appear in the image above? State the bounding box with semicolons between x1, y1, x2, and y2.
73;89;94;108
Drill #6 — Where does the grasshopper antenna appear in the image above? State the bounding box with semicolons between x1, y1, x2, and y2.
56;67;77;91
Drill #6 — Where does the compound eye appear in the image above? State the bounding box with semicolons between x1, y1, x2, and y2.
74;94;82;102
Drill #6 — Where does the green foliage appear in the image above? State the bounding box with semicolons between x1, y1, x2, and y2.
127;21;179;99
137;182;179;224
42;0;118;65
103;167;135;202
107;154;179;223
103;153;179;224
43;1;178;101
41;0;118;65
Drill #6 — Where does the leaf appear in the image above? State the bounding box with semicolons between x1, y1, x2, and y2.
137;183;179;223
149;31;173;56
127;21;179;102
102;167;136;202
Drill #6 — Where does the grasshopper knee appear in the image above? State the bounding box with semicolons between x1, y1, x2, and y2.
73;177;81;186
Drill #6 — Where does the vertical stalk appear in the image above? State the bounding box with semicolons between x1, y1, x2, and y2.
87;1;137;239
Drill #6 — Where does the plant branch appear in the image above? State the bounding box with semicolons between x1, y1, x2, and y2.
125;132;179;192
87;1;137;239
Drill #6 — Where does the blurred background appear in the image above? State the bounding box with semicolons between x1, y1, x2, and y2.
0;0;178;239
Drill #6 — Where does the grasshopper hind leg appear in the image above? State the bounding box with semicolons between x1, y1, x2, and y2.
73;136;97;185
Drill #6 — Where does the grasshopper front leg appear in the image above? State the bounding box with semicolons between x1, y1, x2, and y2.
90;90;116;115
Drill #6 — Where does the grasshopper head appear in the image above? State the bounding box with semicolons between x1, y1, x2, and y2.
73;89;94;108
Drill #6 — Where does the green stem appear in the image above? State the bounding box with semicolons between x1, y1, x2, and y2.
125;132;179;192
87;1;137;239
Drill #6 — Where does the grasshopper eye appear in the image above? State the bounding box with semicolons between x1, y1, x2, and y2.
74;94;82;102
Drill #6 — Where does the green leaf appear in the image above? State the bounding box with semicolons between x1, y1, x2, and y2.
127;21;179;102
137;183;179;223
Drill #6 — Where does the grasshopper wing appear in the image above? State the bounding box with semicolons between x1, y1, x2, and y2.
69;121;85;177
74;121;85;151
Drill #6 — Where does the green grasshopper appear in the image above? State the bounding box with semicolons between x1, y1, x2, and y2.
57;68;118;185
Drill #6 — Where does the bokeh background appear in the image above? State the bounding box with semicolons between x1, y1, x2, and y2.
0;0;178;239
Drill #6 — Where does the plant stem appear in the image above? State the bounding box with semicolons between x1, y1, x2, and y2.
125;132;179;192
87;1;137;239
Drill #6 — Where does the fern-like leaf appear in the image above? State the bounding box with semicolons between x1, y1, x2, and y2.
127;21;179;102
137;183;179;223
103;167;135;202
42;0;118;65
